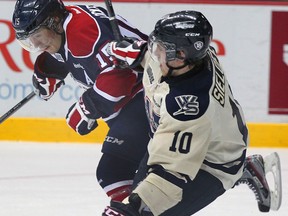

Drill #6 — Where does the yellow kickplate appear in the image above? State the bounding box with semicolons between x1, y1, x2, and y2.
0;118;287;147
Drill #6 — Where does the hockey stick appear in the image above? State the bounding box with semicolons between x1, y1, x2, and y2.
104;0;122;40
104;0;130;69
0;91;36;124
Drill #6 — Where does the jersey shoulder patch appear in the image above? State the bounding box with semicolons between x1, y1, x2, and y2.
65;6;101;57
165;70;212;121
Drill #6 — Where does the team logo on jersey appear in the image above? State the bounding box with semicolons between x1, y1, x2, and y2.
173;95;199;116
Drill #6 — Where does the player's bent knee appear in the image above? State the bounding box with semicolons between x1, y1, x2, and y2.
96;153;138;201
133;172;183;215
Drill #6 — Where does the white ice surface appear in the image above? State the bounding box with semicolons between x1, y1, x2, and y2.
0;141;287;216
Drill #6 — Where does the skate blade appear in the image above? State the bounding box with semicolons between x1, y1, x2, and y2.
264;152;282;211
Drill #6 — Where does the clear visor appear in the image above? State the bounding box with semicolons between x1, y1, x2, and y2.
148;32;177;62
17;27;54;53
148;40;163;63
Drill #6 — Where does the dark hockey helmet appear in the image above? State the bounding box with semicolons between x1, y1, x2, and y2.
12;0;66;40
148;10;213;63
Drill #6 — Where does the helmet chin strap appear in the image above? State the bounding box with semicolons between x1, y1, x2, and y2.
166;60;189;77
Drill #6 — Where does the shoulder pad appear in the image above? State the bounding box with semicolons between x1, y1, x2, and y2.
165;77;211;121
65;6;101;57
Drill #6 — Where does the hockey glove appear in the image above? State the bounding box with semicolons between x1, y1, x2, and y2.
107;37;147;68
102;201;140;216
102;194;153;216
66;97;98;135
32;52;68;101
32;72;64;101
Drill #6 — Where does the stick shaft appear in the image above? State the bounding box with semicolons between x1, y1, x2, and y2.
0;92;36;124
104;0;122;40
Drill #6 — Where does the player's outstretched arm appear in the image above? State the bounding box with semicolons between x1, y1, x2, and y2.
107;37;147;68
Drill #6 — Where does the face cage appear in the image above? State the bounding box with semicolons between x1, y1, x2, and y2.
148;32;178;63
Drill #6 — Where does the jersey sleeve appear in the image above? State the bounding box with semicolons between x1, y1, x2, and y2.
34;52;69;79
63;5;145;120
82;66;143;120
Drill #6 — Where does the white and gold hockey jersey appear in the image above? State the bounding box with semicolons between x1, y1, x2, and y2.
142;47;248;190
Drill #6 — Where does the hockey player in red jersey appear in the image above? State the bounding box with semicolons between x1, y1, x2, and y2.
12;0;150;202
104;10;282;215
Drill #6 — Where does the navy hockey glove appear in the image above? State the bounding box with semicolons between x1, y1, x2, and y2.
107;37;147;68
66;97;98;135
32;72;64;101
32;52;68;101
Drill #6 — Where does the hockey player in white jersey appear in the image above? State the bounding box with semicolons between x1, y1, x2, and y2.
104;10;282;215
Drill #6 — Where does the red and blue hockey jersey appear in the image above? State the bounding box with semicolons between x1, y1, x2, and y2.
35;5;148;121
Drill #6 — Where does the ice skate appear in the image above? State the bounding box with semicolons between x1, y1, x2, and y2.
237;152;282;212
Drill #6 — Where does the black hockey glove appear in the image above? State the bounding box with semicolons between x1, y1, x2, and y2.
102;194;153;216
102;200;141;216
107;37;147;68
103;203;138;216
